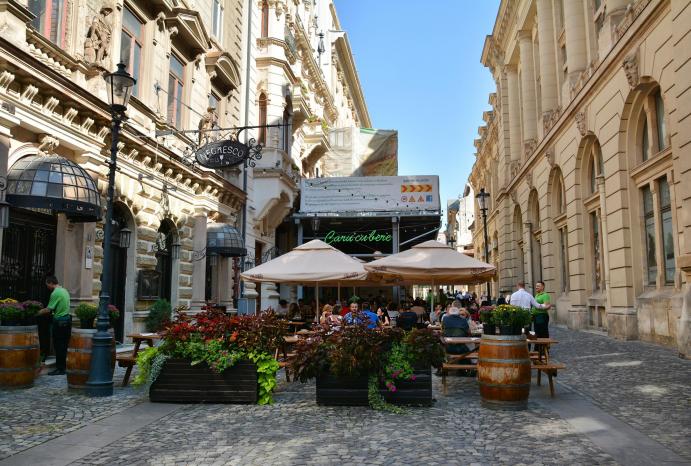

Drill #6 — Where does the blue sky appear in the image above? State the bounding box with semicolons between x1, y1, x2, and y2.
336;0;500;223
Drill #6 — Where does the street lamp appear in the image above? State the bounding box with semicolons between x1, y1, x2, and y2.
476;188;491;303
311;215;320;233
86;63;135;397
118;227;132;249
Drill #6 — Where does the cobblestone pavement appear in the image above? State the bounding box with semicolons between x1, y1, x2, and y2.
548;326;691;460
0;366;146;460
3;327;690;465
71;378;615;466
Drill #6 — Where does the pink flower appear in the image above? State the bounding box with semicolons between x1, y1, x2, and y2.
390;386;397;392
410;375;417;381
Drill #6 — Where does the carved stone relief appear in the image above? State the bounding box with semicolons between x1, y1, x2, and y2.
84;2;114;67
622;51;639;88
575;111;587;136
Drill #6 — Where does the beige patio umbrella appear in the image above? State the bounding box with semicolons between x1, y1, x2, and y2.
241;239;369;320
364;240;496;307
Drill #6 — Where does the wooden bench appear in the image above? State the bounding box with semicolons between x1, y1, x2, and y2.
116;351;135;367
532;362;566;397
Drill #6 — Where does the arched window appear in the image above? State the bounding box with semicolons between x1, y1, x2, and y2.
261;1;269;38
639;87;668;163
258;93;267;145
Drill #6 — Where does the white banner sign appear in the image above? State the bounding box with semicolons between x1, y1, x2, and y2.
300;175;440;214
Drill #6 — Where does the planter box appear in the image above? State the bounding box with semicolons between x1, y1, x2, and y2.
316;367;432;407
150;358;258;404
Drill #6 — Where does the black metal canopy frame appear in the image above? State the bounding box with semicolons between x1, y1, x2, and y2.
6;154;102;222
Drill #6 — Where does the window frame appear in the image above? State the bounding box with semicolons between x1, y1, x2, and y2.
120;7;144;98
167;54;186;129
29;0;67;47
641;184;657;287
261;1;269;38
212;0;224;40
258;93;268;144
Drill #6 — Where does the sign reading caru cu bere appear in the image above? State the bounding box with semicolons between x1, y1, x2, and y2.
195;139;248;168
324;229;393;245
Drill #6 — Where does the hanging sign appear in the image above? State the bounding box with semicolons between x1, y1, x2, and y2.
324;229;392;245
195;140;249;168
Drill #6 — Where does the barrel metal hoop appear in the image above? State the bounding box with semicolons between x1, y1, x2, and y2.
478;358;531;365
0;345;39;350
478;381;531;388
67;348;93;354
0;366;38;372
67;369;90;375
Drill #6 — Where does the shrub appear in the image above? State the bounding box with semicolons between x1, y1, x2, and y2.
0;302;24;325
75;303;98;327
145;299;172;332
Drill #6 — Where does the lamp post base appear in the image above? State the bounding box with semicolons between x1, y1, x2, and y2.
85;330;114;397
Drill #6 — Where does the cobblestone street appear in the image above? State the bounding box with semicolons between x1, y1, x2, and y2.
1;327;689;465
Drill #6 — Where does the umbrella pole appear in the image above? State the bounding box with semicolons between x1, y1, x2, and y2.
338;283;341;303
315;283;320;323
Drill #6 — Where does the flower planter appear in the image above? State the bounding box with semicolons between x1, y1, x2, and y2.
150;358;258;404
315;367;432;407
0;325;40;388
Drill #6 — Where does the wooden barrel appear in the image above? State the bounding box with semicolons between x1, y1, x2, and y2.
477;334;531;410
0;325;40;388
66;329;116;389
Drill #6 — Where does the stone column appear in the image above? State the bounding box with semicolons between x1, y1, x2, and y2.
518;31;538;145
671;0;691;359
523;222;534;291
190;210;208;311
261;282;280;311
506;66;522;165
596;176;611;298
563;0;587;78
536;0;559;117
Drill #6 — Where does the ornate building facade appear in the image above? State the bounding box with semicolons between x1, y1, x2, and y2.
249;0;371;309
468;0;691;356
0;0;250;341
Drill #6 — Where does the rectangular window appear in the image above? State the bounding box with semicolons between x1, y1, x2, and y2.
29;0;66;46
642;185;656;285
167;55;185;128
209;92;220;111
120;8;143;97
212;0;223;39
559;227;569;292
261;1;269;38
658;177;675;284
590;212;601;291
655;92;667;151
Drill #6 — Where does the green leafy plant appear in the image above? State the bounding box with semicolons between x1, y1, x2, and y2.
382;342;414;392
21;300;42;324
247;350;281;405
145;299;172;332
132;346;169;387
479;307;495;324
0;302;24;326
368;375;404;414
75;303;98;328
404;329;445;369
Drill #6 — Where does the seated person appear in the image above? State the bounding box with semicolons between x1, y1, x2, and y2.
320;304;341;325
276;299;289;317
429;304;443;325
344;302;380;329
442;307;472;357
376;306;390;326
386;303;399;326
287;303;302;321
396;308;418;331
410;304;426;322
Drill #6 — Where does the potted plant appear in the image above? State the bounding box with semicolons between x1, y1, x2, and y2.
145;299;171;332
492;305;530;335
75;303;98;329
135;308;285;405
21;300;42;326
479;306;496;335
290;315;445;411
107;304;120;329
0;299;40;388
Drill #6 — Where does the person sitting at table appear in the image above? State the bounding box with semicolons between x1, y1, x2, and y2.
287;303;302;321
429;304;443;325
386;302;399;326
276;299;289;317
410;303;426;323
442;307;472;357
376;306;390;326
320;304;341;326
396;308;418;331
344;302;380;329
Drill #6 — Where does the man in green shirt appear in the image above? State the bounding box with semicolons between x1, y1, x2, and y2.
532;280;550;338
39;276;71;375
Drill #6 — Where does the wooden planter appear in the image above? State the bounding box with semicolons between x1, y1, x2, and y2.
316;367;432;407
477;334;531;410
150;358;258;404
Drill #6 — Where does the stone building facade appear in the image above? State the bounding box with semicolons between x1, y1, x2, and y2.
467;0;691;356
0;0;251;341
250;0;371;310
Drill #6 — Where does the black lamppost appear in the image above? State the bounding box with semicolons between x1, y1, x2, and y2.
86;63;135;397
476;188;491;302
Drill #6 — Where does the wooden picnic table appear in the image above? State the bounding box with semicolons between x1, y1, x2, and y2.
441;337;558;363
118;333;162;387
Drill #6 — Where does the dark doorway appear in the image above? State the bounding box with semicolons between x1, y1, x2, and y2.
155;220;174;303
0;208;57;304
109;205;129;342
